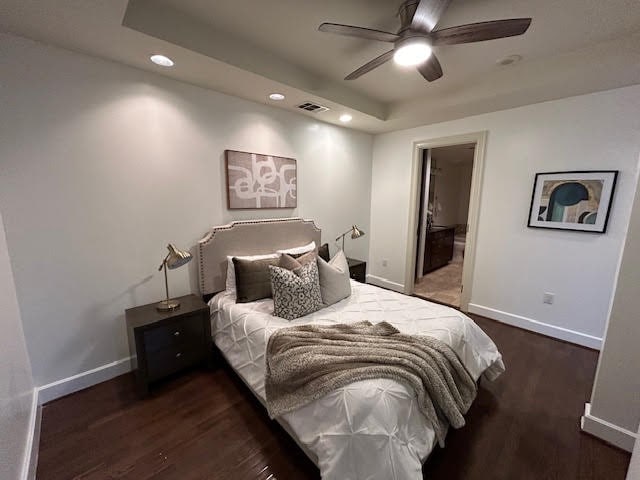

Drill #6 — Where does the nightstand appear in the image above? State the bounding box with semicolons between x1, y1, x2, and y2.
126;294;211;395
347;258;367;283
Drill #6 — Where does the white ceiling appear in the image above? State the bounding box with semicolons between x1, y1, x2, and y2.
1;0;639;133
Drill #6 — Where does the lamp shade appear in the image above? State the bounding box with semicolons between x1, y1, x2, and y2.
165;244;192;269
350;225;365;239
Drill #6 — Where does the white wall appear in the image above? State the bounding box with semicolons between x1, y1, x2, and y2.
431;160;462;226
0;34;373;391
429;157;473;228
0;209;35;480
582;167;640;451
369;85;640;347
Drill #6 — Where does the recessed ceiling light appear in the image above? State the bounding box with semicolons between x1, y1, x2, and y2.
150;55;174;67
393;38;432;67
269;93;285;101
339;114;353;123
496;54;522;66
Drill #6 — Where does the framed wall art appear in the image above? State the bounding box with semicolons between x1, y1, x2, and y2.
527;170;618;233
225;150;297;209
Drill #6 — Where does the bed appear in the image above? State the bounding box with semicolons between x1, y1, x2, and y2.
198;218;505;480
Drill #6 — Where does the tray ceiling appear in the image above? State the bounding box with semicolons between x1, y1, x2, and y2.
1;0;639;133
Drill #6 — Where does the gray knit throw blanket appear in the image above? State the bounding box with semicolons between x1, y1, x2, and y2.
265;321;477;446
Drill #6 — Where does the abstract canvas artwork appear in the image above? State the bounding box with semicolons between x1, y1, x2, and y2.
527;171;618;233
225;150;297;209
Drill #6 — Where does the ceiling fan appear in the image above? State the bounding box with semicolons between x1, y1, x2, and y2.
318;0;532;82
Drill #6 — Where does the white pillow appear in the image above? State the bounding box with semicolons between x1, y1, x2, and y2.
317;250;352;306
226;253;278;292
276;241;316;256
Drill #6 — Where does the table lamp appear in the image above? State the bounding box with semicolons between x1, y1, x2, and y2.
336;225;365;253
157;243;192;312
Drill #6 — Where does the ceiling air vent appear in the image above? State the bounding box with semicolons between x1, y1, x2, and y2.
297;102;330;113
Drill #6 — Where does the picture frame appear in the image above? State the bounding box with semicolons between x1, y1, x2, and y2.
225;150;297;209
527;170;618;233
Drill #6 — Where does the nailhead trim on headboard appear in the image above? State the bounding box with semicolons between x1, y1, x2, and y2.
197;218;321;295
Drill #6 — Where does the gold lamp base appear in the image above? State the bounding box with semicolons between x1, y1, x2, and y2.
156;299;181;312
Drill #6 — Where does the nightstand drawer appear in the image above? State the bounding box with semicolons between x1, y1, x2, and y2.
143;315;204;353
126;294;212;395
146;344;204;381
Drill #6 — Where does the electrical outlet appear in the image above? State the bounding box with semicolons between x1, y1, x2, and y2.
382;259;388;267
543;292;555;305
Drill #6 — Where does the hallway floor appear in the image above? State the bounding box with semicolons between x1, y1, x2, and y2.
414;260;463;307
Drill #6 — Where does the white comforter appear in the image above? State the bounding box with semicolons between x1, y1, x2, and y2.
209;281;505;480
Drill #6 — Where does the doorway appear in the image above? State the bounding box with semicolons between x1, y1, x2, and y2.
411;140;479;309
413;144;475;307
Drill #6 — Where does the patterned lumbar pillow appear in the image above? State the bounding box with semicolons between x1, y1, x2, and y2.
269;261;323;320
317;249;351;306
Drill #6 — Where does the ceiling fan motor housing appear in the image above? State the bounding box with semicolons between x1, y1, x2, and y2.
395;33;432;51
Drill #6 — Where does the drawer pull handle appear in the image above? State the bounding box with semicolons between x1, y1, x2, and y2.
175;352;182;358
173;331;180;336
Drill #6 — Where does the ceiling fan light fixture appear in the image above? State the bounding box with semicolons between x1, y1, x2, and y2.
318;1;532;83
393;39;432;67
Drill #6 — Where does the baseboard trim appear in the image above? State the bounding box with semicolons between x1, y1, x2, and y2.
366;274;405;293
27;403;41;480
21;389;39;480
37;356;133;405
468;304;602;350
581;403;637;452
20;357;134;476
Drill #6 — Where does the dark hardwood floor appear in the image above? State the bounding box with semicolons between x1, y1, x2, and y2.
36;316;630;480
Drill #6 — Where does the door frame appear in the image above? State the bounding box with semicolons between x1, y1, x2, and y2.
415;149;432;282
404;131;488;312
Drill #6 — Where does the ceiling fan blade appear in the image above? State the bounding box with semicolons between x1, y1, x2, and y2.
345;50;394;80
431;18;532;46
417;54;443;82
411;0;452;33
319;23;399;43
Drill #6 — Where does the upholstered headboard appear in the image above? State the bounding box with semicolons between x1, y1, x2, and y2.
197;217;321;296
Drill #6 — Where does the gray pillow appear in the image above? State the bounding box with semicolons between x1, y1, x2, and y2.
269;261;323;320
233;256;279;303
317;250;351;306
